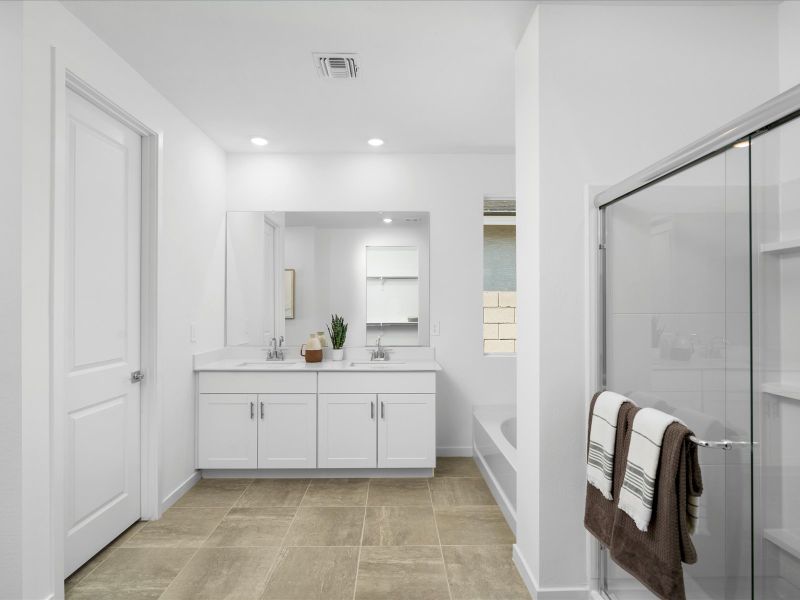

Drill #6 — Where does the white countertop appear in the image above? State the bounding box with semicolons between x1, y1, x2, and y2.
195;358;442;372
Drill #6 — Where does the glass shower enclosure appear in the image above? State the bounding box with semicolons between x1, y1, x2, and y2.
596;86;800;599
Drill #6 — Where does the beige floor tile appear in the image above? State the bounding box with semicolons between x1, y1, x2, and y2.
236;479;310;507
283;507;365;546
435;506;515;545
110;520;147;547
67;547;194;599
429;477;496;506
355;546;450;600
261;546;359;600
367;478;432;506
434;457;481;478
443;545;531;599
204;507;295;547
123;507;228;547
160;547;278;600
65;546;116;593
300;478;369;506
173;479;250;508
362;507;439;546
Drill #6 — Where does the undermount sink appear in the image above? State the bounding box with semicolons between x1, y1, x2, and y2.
236;361;300;369
348;361;406;368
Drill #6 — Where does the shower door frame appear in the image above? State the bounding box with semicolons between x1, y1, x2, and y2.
594;84;800;600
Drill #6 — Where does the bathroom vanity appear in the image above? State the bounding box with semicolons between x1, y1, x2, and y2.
194;355;440;475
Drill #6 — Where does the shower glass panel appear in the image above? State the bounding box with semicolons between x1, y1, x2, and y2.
603;147;752;599
752;116;800;599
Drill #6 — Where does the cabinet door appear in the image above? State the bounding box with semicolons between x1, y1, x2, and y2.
258;394;317;468
198;394;257;468
318;394;377;468
377;394;435;468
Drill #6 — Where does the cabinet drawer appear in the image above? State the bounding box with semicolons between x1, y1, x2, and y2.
199;371;316;394
318;372;435;394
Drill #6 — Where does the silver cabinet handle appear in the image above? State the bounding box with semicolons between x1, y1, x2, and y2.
260;401;264;420
381;401;385;419
370;401;375;419
250;401;255;420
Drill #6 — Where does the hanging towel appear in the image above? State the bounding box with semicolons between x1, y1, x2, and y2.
587;391;633;500
610;405;703;600
584;392;638;546
618;407;682;531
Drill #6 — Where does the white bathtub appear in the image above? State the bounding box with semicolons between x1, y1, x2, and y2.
473;405;517;533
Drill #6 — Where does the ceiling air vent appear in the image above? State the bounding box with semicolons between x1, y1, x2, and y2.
313;53;359;79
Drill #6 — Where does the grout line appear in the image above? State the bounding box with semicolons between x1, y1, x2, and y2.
260;479;312;596
429;478;454;600
353;480;369;600
157;487;247;598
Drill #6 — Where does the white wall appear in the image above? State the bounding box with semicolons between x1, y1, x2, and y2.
227;153;516;455
0;3;23;598
779;0;800;92
515;2;779;595
20;2;226;597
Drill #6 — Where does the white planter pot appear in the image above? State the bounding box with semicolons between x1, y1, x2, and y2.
331;348;344;361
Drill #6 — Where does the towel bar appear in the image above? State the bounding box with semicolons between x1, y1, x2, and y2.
688;437;753;450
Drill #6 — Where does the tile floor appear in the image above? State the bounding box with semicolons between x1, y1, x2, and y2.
65;458;530;600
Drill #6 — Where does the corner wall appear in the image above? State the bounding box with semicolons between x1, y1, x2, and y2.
226;153;516;455
514;2;779;595
21;2;226;597
0;2;23;598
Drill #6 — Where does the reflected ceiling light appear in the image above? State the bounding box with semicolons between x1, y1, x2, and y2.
383;217;393;224
368;138;384;147
733;140;750;148
250;137;269;146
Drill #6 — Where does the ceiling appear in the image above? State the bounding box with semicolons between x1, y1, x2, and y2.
63;0;534;154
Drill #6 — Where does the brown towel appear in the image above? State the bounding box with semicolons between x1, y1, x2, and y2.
609;405;703;600
583;392;637;546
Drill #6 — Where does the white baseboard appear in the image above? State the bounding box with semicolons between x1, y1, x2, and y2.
159;471;200;513
436;446;473;457
201;468;433;479
513;545;590;600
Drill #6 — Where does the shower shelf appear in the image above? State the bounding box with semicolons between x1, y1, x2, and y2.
764;529;800;560
760;238;800;254
762;382;800;401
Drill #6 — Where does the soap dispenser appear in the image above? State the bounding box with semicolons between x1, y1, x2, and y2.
300;333;323;363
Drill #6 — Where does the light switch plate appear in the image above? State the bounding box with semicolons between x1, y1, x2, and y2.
431;321;440;336
190;322;197;343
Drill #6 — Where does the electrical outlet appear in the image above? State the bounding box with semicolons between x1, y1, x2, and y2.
431;321;441;336
190;322;197;343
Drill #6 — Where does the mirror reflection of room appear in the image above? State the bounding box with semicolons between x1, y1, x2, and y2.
225;211;430;348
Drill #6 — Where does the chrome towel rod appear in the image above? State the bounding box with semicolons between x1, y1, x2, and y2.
688;437;753;451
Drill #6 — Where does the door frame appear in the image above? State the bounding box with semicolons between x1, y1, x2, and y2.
51;66;162;589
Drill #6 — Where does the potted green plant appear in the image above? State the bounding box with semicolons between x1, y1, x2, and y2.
327;314;348;361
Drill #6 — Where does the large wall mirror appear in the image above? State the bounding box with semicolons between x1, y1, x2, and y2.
226;211;430;347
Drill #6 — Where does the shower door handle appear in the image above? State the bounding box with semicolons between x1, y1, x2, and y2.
689;437;755;450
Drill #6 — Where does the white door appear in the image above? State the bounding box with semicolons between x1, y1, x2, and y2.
64;90;142;576
258;394;317;468
378;394;435;468
318;394;377;468
198;394;258;469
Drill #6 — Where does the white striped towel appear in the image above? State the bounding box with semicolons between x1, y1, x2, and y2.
617;407;683;532
587;391;633;500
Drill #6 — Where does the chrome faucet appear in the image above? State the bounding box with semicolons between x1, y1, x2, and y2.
370;336;389;361
266;336;285;361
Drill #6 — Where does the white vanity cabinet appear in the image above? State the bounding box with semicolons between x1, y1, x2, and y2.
197;372;317;469
317;372;436;469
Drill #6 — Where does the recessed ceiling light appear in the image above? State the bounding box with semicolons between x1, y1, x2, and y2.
368;138;384;147
250;137;269;147
383;217;393;224
733;140;750;148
